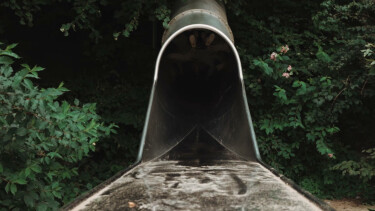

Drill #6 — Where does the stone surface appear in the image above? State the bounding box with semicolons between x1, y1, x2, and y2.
71;160;322;211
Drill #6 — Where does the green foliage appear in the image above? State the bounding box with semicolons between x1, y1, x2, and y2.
332;148;375;182
0;43;116;210
228;0;375;201
1;0;172;42
330;42;375;187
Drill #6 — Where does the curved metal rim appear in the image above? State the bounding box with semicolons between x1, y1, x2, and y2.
161;9;234;44
136;23;261;162
156;24;239;80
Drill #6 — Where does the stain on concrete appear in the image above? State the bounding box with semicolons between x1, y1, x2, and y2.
71;160;322;211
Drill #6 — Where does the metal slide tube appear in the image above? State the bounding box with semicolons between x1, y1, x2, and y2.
137;0;260;162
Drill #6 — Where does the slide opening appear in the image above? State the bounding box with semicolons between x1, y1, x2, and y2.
158;29;238;121
141;27;256;162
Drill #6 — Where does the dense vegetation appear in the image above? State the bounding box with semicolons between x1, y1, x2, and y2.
0;44;117;210
0;0;374;209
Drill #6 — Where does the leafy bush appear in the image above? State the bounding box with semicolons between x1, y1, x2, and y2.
332;42;375;185
228;0;375;201
0;43;116;210
1;0;172;42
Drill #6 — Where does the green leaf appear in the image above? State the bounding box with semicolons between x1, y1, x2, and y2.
2;65;13;77
44;157;50;165
36;203;47;211
30;165;42;173
296;81;307;95
23;79;34;90
0;162;3;173
25;168;31;177
316;47;332;63
253;59;273;75
292;81;300;88
113;32;120;39
21;64;31;70
16;127;28;136
58;82;64;89
274;85;288;101
5;182;10;193
52;191;62;199
281;55;290;61
10;183;17;195
5;43;18;50
306;133;316;141
163;21;169;29
0;51;20;59
14;179;27;185
12;69;29;88
327;127;340;134
316;139;331;155
24;194;35;207
82;144;89;154
89;138;98;144
32;66;45;72
51;181;59;189
0;56;14;65
26;72;40;79
362;48;372;57
47;152;63;159
62;101;70;113
52;113;65;120
55;131;63;137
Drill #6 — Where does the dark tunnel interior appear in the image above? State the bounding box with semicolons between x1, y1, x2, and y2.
141;29;256;162
158;29;238;121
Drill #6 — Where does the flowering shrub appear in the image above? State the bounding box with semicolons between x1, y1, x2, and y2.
250;44;336;159
229;0;375;201
0;43;117;210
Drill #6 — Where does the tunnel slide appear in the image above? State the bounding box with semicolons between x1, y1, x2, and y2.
63;1;334;210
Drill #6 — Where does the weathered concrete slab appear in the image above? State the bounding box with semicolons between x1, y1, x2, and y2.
71;160;322;211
